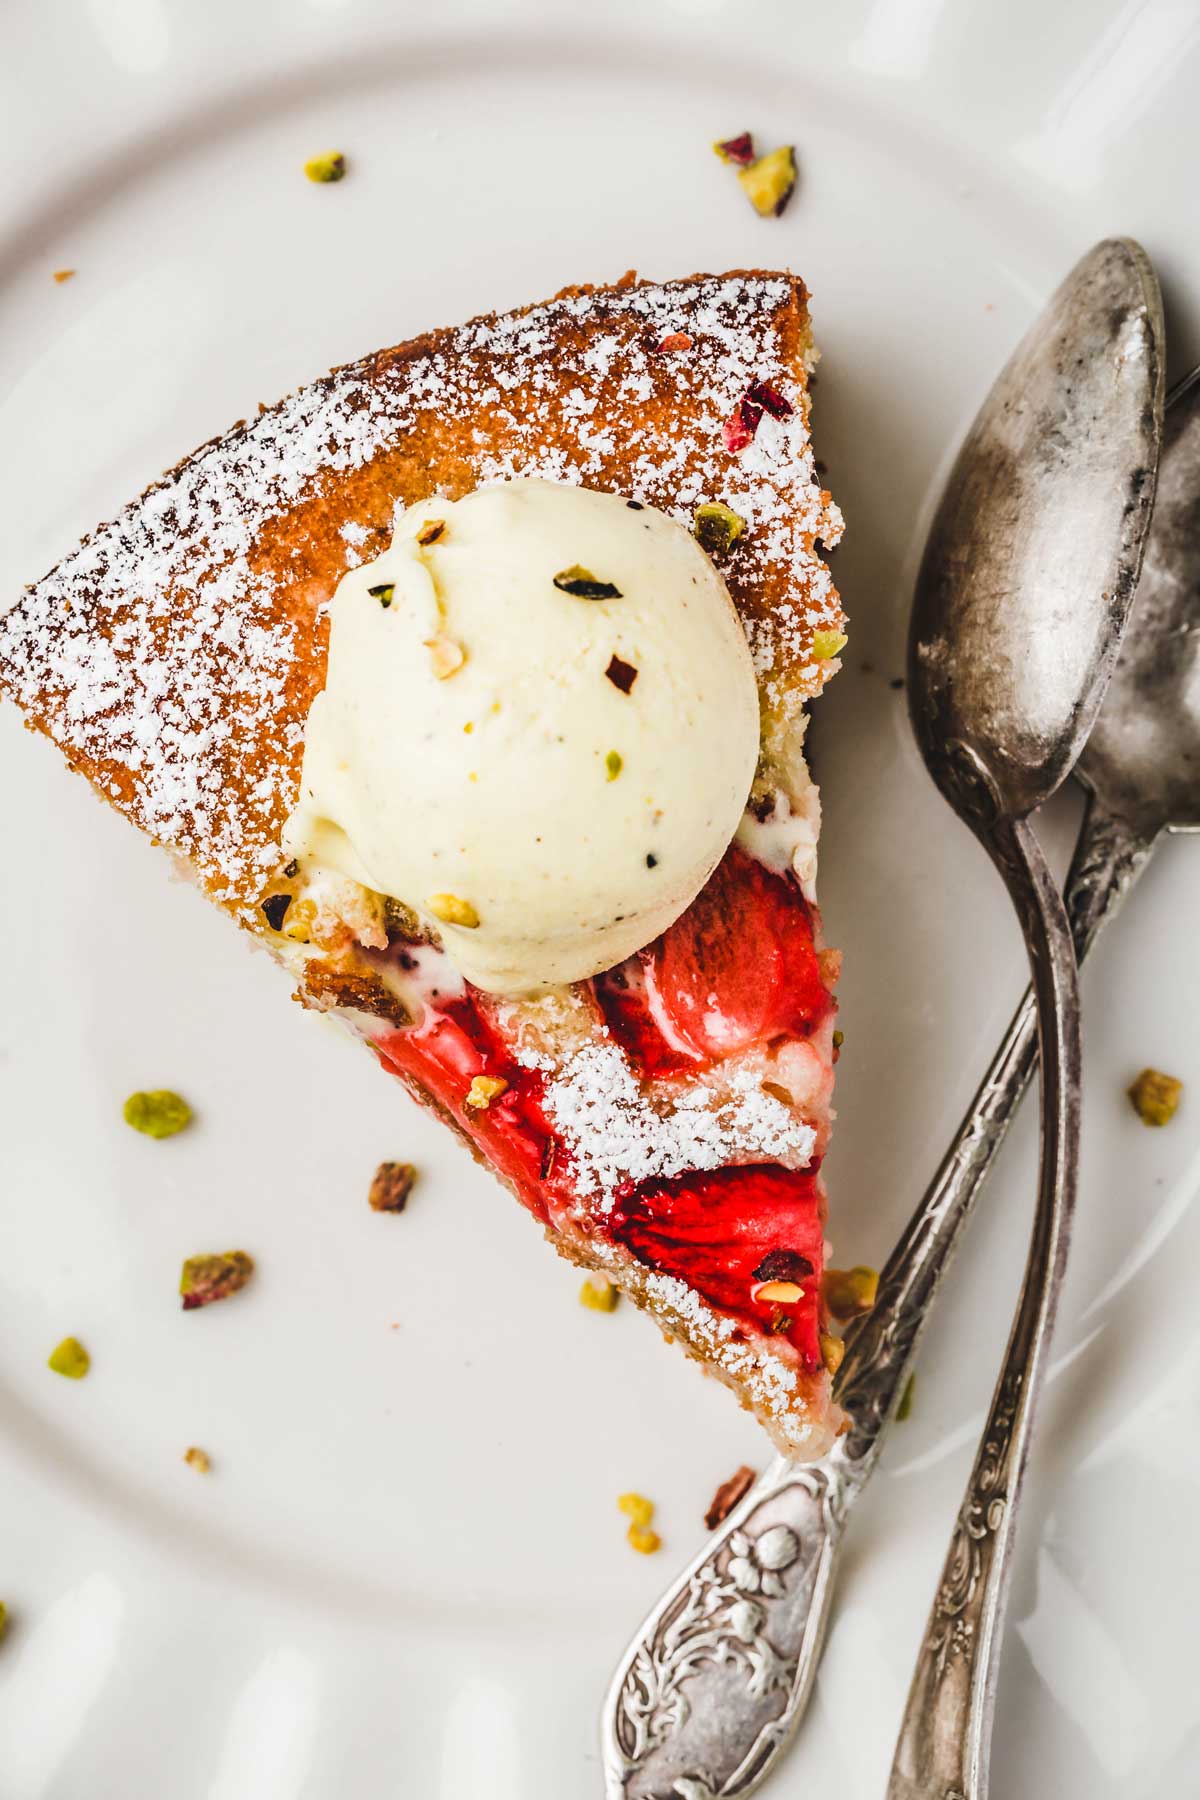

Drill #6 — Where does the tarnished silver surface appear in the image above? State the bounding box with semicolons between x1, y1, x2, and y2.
889;237;1163;1800
909;237;1163;817
602;242;1176;1800
602;1454;850;1800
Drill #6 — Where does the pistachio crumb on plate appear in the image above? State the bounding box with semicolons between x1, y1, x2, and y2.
579;1277;619;1312
1127;1067;1183;1126
123;1089;192;1139
304;150;346;183
368;1161;417;1212
180;1250;255;1311
47;1336;90;1379
618;1492;655;1530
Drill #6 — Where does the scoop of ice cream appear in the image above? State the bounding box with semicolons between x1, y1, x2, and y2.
283;479;760;993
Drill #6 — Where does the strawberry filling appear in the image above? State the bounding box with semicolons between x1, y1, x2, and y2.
596;844;830;1068
373;842;833;1369
611;1164;826;1371
375;997;554;1217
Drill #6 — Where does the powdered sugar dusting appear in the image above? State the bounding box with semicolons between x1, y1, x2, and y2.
0;272;842;911
638;1269;830;1453
525;1034;817;1207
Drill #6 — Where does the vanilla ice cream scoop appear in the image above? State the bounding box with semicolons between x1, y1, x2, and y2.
283;479;760;993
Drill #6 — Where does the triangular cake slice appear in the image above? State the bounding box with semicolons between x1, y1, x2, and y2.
0;271;847;1456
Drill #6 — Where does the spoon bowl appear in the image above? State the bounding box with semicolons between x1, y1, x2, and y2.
910;236;1164;820
1078;364;1200;837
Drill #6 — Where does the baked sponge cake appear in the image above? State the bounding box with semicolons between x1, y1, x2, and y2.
0;270;848;1456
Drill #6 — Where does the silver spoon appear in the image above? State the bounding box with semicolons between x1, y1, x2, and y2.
602;239;1165;1800
887;235;1163;1800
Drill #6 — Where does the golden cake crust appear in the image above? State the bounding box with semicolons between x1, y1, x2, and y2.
0;270;843;918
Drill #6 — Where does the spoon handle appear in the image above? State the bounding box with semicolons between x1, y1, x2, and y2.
837;796;1156;1453
600;799;1155;1800
888;811;1080;1800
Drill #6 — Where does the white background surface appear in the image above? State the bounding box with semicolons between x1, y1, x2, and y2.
2;1;1199;1794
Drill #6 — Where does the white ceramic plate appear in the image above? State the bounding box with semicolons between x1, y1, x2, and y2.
2;3;1199;1794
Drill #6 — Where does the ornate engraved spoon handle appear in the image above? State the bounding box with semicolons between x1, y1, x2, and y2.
601;799;1156;1800
887;810;1080;1800
836;795;1157;1457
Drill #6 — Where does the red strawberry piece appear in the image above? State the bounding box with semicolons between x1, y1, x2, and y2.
612;1163;825;1369
655;331;694;354
594;959;698;1077
375;995;552;1214
642;845;830;1062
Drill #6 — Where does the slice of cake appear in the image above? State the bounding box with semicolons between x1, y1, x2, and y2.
0;270;847;1456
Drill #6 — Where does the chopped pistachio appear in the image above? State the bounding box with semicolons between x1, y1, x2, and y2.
428;893;479;929
823;1265;879;1319
605;750;623;782
48;1336;90;1380
812;629;848;662
553;565;623;600
618;1492;655;1529
52;268;76;284
416;519;446;546
465;1075;508;1111
832;1028;845;1050
304;150;346;183
693;501;746;555
369;583;396;608
426;633;466;679
0;1601;7;1639
737;144;798;217
123;1089;192;1139
261;892;292;932
627;1524;662;1555
382;895;421;940
819;1331;845;1376
896;1374;916;1422
1128;1067;1183;1126
368;1161;417;1212
183;1446;212;1474
180;1250;255;1311
580;1277;619;1312
282;897;316;943
754;1278;805;1305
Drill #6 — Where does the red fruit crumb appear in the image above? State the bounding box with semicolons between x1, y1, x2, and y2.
605;654;639;694
722;398;763;453
746;380;794;419
655;332;694;354
713;132;756;167
705;1464;758;1529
